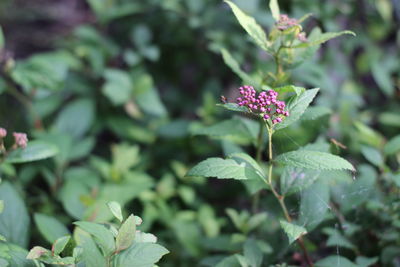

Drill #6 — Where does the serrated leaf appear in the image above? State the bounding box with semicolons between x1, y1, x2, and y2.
5;141;58;164
116;215;136;252
74;221;115;256
274;88;319;130
384;135;400;155
269;0;280;21
217;103;249;113
275;150;355;171
280;220;307;244
293;31;355;48
107;201;123;222
220;48;257;86
187;157;264;180
34;213;70;244
280;166;321;196
298;180;330;230
224;0;270;50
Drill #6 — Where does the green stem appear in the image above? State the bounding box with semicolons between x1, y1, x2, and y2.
265;127;314;267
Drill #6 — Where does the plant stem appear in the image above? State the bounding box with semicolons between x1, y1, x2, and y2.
265;127;314;267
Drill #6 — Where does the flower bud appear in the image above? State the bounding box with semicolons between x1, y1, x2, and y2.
0;128;7;139
13;132;28;149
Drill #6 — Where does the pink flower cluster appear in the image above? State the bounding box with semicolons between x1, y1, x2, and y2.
276;14;298;31
13;132;28;148
0;127;28;149
236;86;289;124
0;128;6;139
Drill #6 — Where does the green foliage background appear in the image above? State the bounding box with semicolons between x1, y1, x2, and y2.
0;0;399;266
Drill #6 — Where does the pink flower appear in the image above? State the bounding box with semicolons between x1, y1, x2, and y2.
0;128;6;139
297;32;307;42
13;132;28;148
235;86;290;124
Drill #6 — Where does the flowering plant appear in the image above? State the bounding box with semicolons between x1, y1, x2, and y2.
188;1;355;266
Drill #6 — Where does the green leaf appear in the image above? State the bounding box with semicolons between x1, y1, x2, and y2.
107;201;123;222
116;215;136;252
1;243;35;267
0;26;4;49
298;180;330;230
300;106;332;121
10;51;77;92
0;182;30;248
275;88;319;130
26;246;49;260
384;135;400;155
230;153;268;193
220;48;257;86
132;73;167;117
372;60;394;96
224;0;270;50
187;157;264;180
80;236;106;267
361;146;383;167
5;141;58;164
274;85;305;96
293;31;356;48
244;239;263;267
355;256;378;267
269;0;280;21
52;236;71;255
102;69;132;106
215;255;241;267
114;243;169;267
279;220;307;244
354;121;384;147
55;98;95;139
280;166;321;196
275;150;355;171
216;103;249;113
34;213;70;244
315;256;358;267
323;228;355;250
191;118;255;144
74;221;115;256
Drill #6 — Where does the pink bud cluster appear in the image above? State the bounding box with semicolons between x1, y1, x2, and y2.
297;32;308;42
276;14;298;31
236;86;289;124
13;132;28;148
0;128;6;139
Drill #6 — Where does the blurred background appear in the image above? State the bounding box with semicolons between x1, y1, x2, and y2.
0;0;399;266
